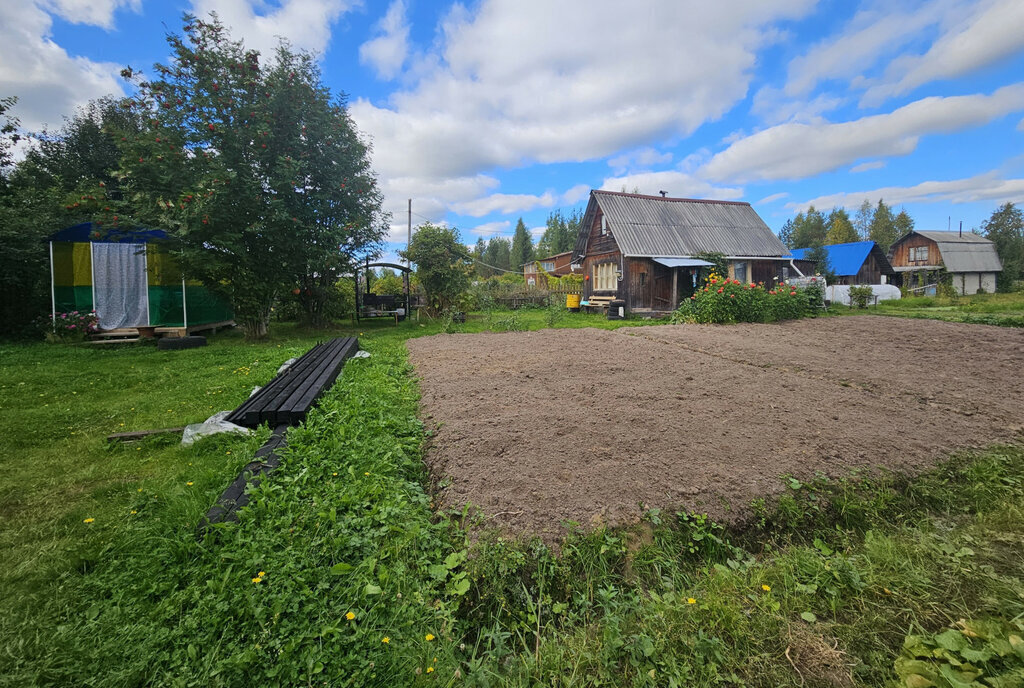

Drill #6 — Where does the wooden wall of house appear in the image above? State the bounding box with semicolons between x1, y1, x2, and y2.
890;235;941;268
751;260;780;285
853;253;885;284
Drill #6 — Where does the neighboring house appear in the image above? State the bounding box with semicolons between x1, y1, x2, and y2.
788;241;896;285
523;250;574;287
888;231;1001;295
570;190;792;313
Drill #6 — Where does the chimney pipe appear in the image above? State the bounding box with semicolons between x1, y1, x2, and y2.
658;190;667;197
959;220;962;237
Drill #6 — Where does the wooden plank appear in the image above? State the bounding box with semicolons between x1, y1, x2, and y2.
254;339;346;425
278;337;358;424
227;341;333;426
106;427;186;443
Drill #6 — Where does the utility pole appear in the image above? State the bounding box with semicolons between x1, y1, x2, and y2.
407;198;412;268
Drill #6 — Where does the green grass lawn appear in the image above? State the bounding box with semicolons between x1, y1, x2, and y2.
1;310;1022;687
836;290;1024;327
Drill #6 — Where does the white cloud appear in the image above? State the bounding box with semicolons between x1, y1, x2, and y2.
861;0;1024;106
189;0;356;57
561;184;591;205
600;170;743;200
608;147;672;171
41;0;140;29
756;192;788;204
359;0;409;80
452;191;557;218
750;86;844;125
788;170;1024;211
528;225;546;239
850;160;886;173
703;84;1024;183
351;0;816;212
1018;117;1024;132
784;1;958;97
0;3;126;132
467;220;511;237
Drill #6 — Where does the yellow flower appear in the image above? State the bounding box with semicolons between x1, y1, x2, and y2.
425;633;435;641
130;510;137;515
258;571;266;577
186;482;194;486
364;472;370;476
433;657;437;663
426;667;434;674
252;577;262;584
333;472;338;476
137;488;143;492
346;612;355;620
382;637;390;644
761;584;771;592
686;598;696;605
83;517;95;523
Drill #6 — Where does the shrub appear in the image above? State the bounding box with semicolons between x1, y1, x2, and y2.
673;275;818;324
848;284;874;309
40;310;99;341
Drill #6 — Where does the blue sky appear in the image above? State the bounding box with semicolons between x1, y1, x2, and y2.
3;0;1024;262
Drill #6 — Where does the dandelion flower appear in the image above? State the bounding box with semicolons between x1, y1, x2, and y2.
130;510;137;515
426;667;434;674
186;482;194;486
346;612;355;620
332;472;338;476
258;571;265;577
83;517;95;524
252;577;262;584
761;584;771;592
687;598;696;605
425;633;435;641
382;637;390;644
364;472;370;476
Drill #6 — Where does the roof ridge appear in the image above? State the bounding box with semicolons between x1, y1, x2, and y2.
593;189;751;207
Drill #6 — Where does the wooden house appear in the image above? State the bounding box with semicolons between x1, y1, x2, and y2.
788;241;895;285
524;250;574;288
888;231;1001;295
570;190;792;314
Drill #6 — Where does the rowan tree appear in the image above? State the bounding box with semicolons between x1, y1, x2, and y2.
401;223;471;316
982;202;1023;290
109;14;387;337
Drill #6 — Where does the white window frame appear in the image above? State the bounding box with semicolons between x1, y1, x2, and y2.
592;262;616;291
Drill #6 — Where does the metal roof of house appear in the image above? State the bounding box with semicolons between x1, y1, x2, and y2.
897;231;1002;273
789;241;894;277
584;190;789;259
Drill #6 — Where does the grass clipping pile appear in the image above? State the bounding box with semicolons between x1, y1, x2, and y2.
407;316;1024;540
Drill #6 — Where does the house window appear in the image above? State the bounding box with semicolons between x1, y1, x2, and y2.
909;246;929;262
734;261;747;283
593;263;617;291
541;261;555;272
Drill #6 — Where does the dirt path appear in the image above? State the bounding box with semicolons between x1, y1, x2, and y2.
407;317;1024;540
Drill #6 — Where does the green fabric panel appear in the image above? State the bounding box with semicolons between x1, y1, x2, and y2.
185;285;233;325
52;242;92;287
147;285;184;326
146;285;232;326
54;285;93;314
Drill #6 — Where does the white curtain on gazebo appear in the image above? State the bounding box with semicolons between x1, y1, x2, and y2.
92;243;148;329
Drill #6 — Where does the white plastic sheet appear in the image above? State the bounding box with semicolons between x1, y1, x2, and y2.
181;410;251;446
826;284;902;307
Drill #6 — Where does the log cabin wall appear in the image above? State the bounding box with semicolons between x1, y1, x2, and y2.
890;235;941;269
582;208;623;300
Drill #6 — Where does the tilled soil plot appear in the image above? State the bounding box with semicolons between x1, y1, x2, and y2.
407;318;1024;540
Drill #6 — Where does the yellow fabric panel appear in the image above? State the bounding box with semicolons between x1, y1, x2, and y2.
52;242;93;286
147;245;179;286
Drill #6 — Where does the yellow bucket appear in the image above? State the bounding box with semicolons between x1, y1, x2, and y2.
566;293;581;310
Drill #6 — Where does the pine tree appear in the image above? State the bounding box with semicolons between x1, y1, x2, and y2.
510;218;534;271
792;206;827;248
894;209;915;240
778;218;795;248
868;200;898;253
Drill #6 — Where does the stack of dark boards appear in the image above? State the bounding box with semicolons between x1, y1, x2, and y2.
201;337;359;532
226;337;359;428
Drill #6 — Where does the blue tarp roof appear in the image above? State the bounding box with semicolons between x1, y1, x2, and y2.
49;222;168;243
788;241;874;276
